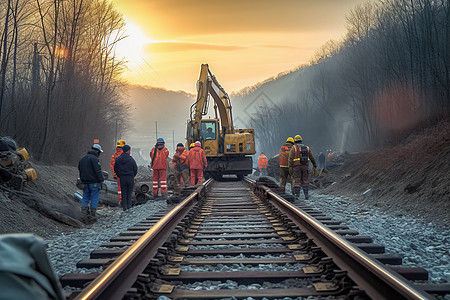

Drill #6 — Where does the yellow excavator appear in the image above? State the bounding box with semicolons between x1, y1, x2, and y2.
186;64;256;180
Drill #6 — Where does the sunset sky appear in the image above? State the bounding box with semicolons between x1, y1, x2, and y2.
111;0;365;94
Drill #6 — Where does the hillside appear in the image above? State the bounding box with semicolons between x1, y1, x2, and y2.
124;85;195;162
230;68;307;130
321;121;450;226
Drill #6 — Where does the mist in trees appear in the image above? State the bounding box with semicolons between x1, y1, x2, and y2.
0;0;129;164
244;0;450;157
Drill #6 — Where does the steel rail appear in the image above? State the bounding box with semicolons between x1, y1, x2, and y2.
74;179;213;300
247;179;432;300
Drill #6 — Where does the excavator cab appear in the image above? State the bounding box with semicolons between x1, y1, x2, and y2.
199;119;220;156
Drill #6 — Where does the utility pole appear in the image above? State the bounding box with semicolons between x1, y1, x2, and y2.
115;119;118;146
155;121;158;139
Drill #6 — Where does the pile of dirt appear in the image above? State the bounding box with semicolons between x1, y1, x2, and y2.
321;121;450;226
0;163;82;238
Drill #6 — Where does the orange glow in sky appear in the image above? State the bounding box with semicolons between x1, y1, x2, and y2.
112;0;365;93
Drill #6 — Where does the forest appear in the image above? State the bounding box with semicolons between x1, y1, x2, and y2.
245;0;450;156
0;0;128;164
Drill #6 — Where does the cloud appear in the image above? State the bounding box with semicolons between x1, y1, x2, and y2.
113;0;365;39
144;40;308;54
145;41;245;53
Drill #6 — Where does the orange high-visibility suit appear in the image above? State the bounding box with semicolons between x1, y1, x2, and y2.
110;147;123;202
258;154;268;175
187;145;207;185
150;146;169;196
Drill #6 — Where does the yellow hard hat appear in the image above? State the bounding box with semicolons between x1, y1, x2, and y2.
190;143;195;148
286;137;294;143
294;135;302;142
116;140;126;147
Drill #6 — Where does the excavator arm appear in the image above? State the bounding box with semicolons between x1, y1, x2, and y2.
191;64;233;141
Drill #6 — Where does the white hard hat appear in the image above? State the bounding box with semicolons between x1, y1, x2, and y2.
92;144;103;152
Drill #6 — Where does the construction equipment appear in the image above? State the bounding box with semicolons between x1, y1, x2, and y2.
0;137;37;189
186;64;256;179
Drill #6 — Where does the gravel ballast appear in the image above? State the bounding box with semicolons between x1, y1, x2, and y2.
301;191;450;284
44;185;449;296
45;200;167;277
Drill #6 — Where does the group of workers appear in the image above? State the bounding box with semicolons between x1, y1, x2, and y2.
78;133;320;222
77;138;208;222
257;135;318;200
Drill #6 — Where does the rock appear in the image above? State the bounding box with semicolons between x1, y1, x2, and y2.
363;188;372;198
404;178;425;194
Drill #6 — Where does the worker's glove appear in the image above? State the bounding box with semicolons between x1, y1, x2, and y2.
313;167;319;177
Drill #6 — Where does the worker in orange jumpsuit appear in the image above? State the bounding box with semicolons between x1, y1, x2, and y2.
173;142;189;191
279;137;294;193
110;139;125;203
258;153;268;176
187;141;207;185
288;135;318;200
150;138;169;198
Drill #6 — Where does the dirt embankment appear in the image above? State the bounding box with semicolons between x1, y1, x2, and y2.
0;163;81;238
322;121;450;227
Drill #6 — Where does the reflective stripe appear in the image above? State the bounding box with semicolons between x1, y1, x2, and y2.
118;191;122;194
280;165;289;167
294;158;310;161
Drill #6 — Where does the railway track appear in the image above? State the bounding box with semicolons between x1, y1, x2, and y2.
60;178;449;299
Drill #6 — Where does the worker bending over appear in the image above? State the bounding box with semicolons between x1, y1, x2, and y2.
173;143;189;191
288;135;318;200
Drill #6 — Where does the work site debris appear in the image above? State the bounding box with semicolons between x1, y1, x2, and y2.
0;137;37;189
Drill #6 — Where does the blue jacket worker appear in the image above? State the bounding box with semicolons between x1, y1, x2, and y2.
78;144;105;223
114;144;138;211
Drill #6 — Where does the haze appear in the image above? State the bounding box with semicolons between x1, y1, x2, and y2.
112;0;366;93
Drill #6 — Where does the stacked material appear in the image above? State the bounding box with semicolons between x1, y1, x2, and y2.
0;137;37;189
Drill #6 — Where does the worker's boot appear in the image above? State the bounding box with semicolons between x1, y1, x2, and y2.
303;187;309;200
90;208;97;222
80;206;89;223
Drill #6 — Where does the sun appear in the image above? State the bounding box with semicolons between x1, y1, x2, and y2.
115;19;154;67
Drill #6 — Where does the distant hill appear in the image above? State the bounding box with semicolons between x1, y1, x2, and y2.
230;67;309;130
123;85;194;162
